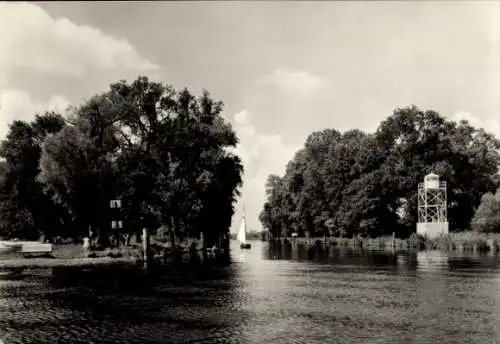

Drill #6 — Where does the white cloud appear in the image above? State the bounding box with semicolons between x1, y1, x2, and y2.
0;2;159;141
255;68;327;95
234;110;250;126
452;111;500;139
452;111;484;129
0;89;70;139
231;110;299;233
0;2;159;79
231;69;331;233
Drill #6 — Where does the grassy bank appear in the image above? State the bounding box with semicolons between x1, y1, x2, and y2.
275;232;500;252
0;243;143;268
0;256;140;268
0;243;143;259
0;238;219;268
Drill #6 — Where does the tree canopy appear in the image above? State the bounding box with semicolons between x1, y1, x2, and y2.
0;112;68;239
259;106;500;239
0;76;243;247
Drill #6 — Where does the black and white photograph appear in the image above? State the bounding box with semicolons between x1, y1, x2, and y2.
0;1;500;343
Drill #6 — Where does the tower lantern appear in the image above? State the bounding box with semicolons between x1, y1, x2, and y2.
417;173;449;238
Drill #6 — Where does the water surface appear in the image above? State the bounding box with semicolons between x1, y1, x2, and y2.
2;241;500;343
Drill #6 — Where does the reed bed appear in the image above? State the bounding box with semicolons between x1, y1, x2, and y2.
276;231;500;253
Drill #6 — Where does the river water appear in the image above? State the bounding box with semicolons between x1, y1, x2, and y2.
2;241;500;343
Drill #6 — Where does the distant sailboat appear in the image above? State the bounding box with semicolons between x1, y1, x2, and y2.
237;208;251;249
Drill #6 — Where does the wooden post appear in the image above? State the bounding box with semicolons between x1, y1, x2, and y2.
142;227;150;268
222;233;230;258
200;231;207;259
218;233;222;254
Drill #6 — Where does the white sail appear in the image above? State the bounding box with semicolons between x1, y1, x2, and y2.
237;209;247;244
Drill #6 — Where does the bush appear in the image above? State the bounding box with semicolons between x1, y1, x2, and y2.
471;189;500;233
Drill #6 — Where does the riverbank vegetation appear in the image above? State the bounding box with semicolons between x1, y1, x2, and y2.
0;76;243;249
284;232;500;253
0;235;214;266
259;106;500;239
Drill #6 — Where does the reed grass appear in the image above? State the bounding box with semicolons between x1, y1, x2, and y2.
278;231;500;252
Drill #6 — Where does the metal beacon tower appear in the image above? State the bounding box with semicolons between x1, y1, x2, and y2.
417;173;449;239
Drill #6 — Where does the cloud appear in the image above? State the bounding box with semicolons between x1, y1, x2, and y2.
255;69;327;96
231;110;299;233
452;111;484;129
0;2;159;141
0;89;70;139
0;2;159;79
230;68;331;232
452;111;500;139
234;111;250;126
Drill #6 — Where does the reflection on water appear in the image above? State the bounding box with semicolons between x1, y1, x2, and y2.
2;241;500;343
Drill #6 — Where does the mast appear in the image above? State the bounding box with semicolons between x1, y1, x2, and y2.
237;205;247;243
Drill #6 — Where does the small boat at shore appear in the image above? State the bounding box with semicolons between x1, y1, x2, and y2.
237;207;251;249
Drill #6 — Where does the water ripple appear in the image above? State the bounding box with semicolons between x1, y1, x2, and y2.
2;244;500;343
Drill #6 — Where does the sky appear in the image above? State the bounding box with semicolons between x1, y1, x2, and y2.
0;1;499;234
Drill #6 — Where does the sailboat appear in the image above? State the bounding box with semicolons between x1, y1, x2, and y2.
237;208;251;249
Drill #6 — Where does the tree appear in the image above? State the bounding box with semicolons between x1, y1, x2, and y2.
375;107;500;232
0;113;67;240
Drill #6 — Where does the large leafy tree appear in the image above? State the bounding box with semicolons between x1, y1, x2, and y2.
375;107;500;232
36;76;243;247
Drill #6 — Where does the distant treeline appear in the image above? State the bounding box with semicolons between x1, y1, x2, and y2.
230;231;266;241
259;106;500;239
0;76;243;248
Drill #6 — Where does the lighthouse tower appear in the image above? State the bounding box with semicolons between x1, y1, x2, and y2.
417;173;449;239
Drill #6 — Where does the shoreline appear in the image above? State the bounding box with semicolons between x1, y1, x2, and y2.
0;256;141;269
1;232;499;268
267;232;500;253
0;241;227;269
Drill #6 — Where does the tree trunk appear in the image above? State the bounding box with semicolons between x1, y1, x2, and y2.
174;216;182;242
169;216;176;249
135;227;142;243
200;231;207;259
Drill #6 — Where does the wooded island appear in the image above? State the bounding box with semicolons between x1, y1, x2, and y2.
259;106;500;241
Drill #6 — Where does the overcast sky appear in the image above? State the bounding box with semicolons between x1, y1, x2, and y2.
1;1;499;233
